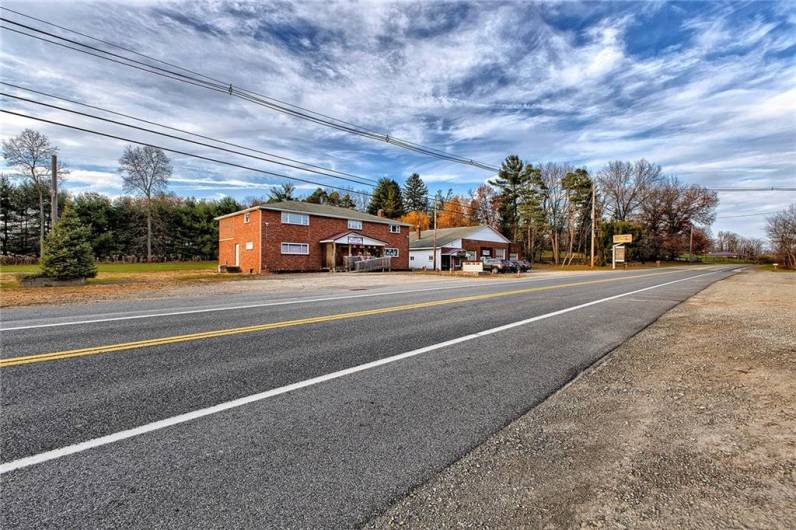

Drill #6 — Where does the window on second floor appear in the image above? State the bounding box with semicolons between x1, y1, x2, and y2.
281;211;309;226
389;225;401;233
243;213;250;223
347;219;363;230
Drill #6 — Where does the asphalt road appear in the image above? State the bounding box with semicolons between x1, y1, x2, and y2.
0;266;739;528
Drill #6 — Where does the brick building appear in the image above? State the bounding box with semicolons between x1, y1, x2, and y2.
408;225;514;270
216;201;410;273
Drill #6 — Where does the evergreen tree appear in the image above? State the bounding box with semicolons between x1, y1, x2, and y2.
367;178;405;218
489;155;538;243
40;203;97;279
267;183;296;202
402;173;428;212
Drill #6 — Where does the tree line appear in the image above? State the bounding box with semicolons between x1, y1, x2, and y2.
3;128;791;267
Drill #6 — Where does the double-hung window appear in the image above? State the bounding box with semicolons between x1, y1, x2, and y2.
281;211;309;226
347;219;363;230
281;242;309;255
389;225;401;233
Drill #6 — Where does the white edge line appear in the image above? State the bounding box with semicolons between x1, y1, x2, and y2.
0;268;686;331
0;268;724;475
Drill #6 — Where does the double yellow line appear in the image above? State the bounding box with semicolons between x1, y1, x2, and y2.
1;269;689;368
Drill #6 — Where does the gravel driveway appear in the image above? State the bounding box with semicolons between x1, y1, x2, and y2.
368;268;795;529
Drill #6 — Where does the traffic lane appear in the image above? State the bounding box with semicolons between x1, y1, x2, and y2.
0;267;707;357
0;268;733;462
0;274;487;327
0;271;732;528
1;268;676;327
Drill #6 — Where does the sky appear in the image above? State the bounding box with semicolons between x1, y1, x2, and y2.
0;0;794;239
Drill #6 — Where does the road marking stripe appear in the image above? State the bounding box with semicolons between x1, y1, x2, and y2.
0;269;690;368
0;268;694;331
0;269;723;475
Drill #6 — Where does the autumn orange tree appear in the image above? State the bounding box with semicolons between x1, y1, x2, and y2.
437;197;470;228
400;210;430;230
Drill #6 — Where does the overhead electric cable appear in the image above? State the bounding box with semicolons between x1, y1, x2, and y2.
0;10;500;171
1;87;378;186
0;109;377;197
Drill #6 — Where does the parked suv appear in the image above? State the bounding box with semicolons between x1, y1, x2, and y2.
481;257;515;273
509;259;531;272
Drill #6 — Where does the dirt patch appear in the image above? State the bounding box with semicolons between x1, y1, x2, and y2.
368;269;796;529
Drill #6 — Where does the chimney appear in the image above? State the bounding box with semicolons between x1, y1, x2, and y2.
377;209;385;217
416;225;421;239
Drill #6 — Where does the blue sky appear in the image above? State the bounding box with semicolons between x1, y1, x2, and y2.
1;0;794;238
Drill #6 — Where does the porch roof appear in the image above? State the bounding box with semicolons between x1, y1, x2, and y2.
319;231;389;246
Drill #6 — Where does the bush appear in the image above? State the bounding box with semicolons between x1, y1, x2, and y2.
40;204;97;280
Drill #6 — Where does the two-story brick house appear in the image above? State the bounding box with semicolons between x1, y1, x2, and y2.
215;201;410;273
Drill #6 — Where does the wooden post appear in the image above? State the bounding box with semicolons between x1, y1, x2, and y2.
590;181;595;268
50;154;58;227
432;201;438;271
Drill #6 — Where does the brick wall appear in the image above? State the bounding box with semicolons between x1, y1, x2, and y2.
219;208;409;273
218;210;262;273
461;238;510;258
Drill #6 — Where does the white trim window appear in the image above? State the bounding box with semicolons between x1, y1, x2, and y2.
243;213;251;223
384;248;399;257
281;242;309;255
389;225;401;233
347;219;363;230
495;249;506;259
281;212;309;226
245;241;254;250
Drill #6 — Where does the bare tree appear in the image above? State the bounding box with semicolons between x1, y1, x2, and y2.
118;145;171;261
598;159;662;221
767;204;796;269
2;129;65;252
539;162;571;264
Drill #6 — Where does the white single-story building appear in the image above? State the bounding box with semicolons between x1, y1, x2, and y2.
408;225;513;271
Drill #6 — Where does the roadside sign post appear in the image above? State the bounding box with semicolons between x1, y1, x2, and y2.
612;234;632;270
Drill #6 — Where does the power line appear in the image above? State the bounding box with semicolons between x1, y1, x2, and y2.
0;10;500;172
716;210;781;219
1;87;377;187
708;187;796;192
0;109;376;198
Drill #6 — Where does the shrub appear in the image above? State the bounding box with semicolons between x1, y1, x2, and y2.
40;204;97;280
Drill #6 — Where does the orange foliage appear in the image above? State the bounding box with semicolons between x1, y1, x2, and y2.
436;197;470;228
400;210;430;230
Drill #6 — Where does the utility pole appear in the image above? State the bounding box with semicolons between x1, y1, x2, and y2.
689;224;694;262
50;154;58;227
432;200;438;271
590;181;596;268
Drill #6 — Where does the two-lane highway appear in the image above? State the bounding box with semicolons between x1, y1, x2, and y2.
1;266;738;528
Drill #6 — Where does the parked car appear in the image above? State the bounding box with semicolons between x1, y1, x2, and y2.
508;259;531;272
481;257;515;273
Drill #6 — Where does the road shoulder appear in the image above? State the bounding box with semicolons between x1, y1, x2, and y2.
368;269;796;529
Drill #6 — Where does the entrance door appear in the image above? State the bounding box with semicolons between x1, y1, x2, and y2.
234;243;240;267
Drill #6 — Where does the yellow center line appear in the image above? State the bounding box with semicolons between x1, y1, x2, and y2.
0;268;702;368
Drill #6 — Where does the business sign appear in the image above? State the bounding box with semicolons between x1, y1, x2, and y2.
614;246;626;262
462;261;484;273
347;236;363;245
613;234;633;244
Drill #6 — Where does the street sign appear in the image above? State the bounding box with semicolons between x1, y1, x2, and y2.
615;246;626;262
613;234;633;244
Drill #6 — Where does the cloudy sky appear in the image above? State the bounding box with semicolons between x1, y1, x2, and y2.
1;0;794;238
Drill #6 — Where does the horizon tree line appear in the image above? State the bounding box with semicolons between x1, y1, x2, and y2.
2;128;791;267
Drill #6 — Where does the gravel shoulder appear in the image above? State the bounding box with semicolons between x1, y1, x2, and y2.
368;268;796;529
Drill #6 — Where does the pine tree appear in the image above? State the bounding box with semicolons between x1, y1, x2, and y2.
489;155;537;244
40;203;97;280
367;178;405;218
402;173;428;212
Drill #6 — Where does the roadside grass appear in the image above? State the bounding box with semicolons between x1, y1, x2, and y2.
758;264;796;272
0;261;218;274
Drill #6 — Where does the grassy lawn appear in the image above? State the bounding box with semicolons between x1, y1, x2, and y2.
757;264;795;272
0;261;217;274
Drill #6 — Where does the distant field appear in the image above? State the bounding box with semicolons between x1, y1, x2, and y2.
0;261;218;274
